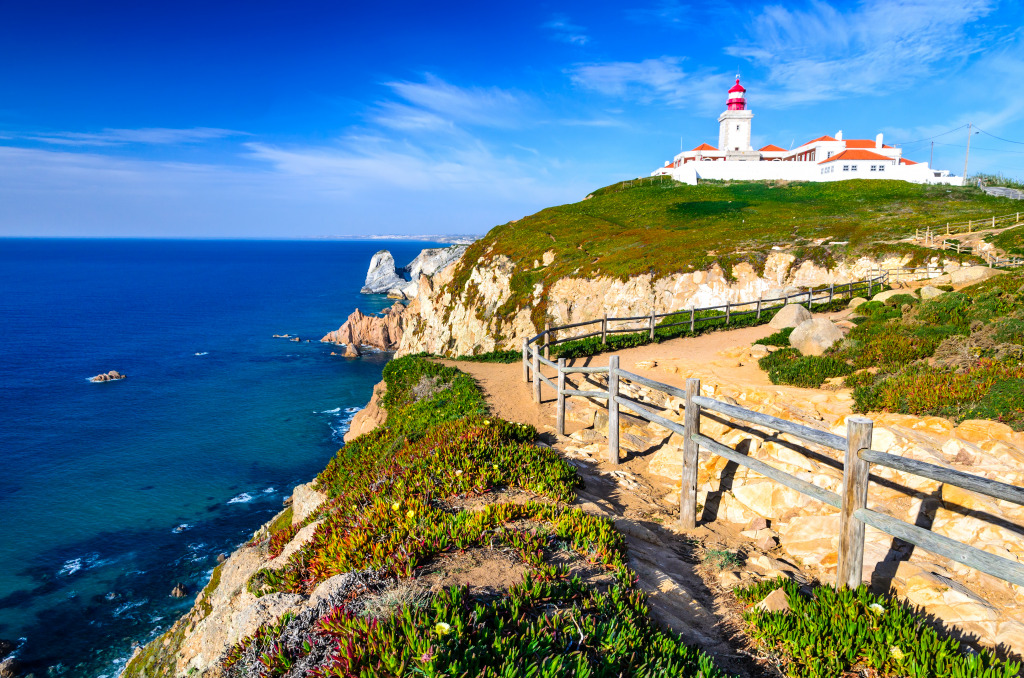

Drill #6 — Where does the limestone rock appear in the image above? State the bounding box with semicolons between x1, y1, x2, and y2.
848;296;867;309
345;381;387;442
919;285;945;300
90;370;126;382
291;482;327;524
789;318;844;356
755;588;791;613
768;304;812;330
361;250;407;294
951;265;1003;285
871;289;905;303
322;302;406;351
406;245;467;280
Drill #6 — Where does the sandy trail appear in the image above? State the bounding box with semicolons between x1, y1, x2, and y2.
438;319;860;677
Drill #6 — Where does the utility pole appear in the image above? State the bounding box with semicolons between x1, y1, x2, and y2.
930;141;934;168
962;122;973;182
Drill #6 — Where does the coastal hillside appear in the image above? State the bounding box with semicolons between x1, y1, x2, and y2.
398;179;1016;357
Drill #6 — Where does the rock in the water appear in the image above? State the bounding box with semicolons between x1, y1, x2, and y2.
322;302;406;351
919;285;945;300
360;250;407;294
769;304;812;329
216;552;228;564
171;583;189;598
0;656;19;678
90;370;126;382
343;343;362;357
755;587;791;613
789;318;844;356
848;296;867;309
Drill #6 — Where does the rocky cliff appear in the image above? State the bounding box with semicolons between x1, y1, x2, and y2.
321;302;406;351
360;245;467;298
397;250;970;357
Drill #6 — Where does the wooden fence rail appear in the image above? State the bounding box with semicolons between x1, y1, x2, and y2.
529;356;1024;591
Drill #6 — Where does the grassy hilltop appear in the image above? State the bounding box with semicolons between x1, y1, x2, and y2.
445;179;1010;325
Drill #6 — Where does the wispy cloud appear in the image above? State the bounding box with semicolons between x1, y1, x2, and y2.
373;74;530;130
626;0;691;25
542;15;589;45
727;0;998;106
569;56;725;111
23;127;245;147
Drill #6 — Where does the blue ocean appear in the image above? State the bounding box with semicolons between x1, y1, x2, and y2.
0;238;437;676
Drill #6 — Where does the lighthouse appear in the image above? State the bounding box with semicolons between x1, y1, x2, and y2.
718;77;757;160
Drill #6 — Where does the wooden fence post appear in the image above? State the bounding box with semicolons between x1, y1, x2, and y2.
838;416;873;590
679;378;701;529
969;220;972;233
544;323;551;361
532;346;541;404
608;356;620;465
868;278;873;297
602;313;607;345
556;358;566;436
829;283;834;304
756;294;762;320
522;338;529;383
993;216;996;228
689;308;695;333
807;288;813;308
649;308;656;340
725;300;731;324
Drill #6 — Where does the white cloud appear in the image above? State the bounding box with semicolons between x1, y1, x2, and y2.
569;56;725;112
375;75;529;130
727;0;998;106
23;127;245;147
626;0;691;25
542;16;589;45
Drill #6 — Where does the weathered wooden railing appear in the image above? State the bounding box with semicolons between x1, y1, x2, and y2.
529;355;1024;591
521;272;889;366
915;211;1022;241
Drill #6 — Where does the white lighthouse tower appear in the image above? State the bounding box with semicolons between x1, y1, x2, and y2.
718;77;757;161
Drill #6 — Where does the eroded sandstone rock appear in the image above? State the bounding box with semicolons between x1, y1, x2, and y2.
768;304;811;330
789;318;844;356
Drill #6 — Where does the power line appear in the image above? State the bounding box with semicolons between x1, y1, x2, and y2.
975;126;1024;146
929;141;1024;155
892;124;969;147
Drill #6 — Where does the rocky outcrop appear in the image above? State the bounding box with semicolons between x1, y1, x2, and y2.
90;370;125;382
321;303;406;351
344;381;387;443
789;318;844;356
361;250;406;294
360;245;468;298
398;251;964;357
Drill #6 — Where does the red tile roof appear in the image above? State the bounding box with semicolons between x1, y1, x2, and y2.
691;143;718;151
846;139;895;149
798;135;837;148
759;144;787;152
900;158;918;165
818;149;893;164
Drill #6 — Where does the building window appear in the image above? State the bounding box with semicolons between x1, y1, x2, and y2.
851;165;858;172
827;151;833;158
736;125;740;130
843;165;849;171
871;165;877;171
879;165;885;172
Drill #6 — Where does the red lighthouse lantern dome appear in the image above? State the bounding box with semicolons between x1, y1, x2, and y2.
727;76;746;111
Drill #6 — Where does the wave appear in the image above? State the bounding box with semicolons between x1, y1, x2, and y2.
320;405;363;444
194;351;209;356
319;407;342;414
113;599;147;618
227;492;253;504
263;487;275;493
57;553;106;577
171;523;192;533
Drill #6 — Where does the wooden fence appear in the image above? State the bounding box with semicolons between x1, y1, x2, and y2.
916;211;1022;241
521;271;1024;590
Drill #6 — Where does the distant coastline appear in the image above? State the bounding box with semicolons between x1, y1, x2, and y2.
312;234;478;244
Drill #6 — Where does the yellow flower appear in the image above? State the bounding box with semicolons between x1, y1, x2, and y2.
392;502;400;511
407;509;415;519
435;622;451;636
493;464;499;470
483;419;490;425
890;646;904;660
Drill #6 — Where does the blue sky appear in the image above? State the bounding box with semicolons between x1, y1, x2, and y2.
2;0;1023;238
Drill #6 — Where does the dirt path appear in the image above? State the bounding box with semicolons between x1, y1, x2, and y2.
437;321;856;677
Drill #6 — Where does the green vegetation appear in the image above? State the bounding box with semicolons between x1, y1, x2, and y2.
755;269;1024;427
454;349;522;363
759;326;794;347
974;173;1024;191
228;355;730;677
986;223;1024;256
702;548;741;571
736;578;1020;678
444;179;1014;330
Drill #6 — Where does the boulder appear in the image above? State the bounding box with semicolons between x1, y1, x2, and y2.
848;297;867;309
768;304;812;329
871;289;903;303
90;370;126;382
0;656;19;678
171;583;189;598
291;482;327;524
789;318;844;356
343;343;362;357
755;587;791;613
360;250;407;294
951;265;1003;286
918;285;945;300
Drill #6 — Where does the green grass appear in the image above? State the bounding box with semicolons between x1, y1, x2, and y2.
736;578;1020;678
986;223;1024;256
439;179;1014;332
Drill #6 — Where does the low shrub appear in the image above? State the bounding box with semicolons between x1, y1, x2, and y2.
737;578;1020;678
455;349;521;363
758;349;854;388
758;327;794;347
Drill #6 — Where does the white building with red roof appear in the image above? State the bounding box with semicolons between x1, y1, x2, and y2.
652;78;961;185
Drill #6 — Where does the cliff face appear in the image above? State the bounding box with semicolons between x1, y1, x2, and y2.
360;245;468;298
397;251;965;357
321;302;406;351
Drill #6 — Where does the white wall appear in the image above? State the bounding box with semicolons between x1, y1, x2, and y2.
658;160;965;186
